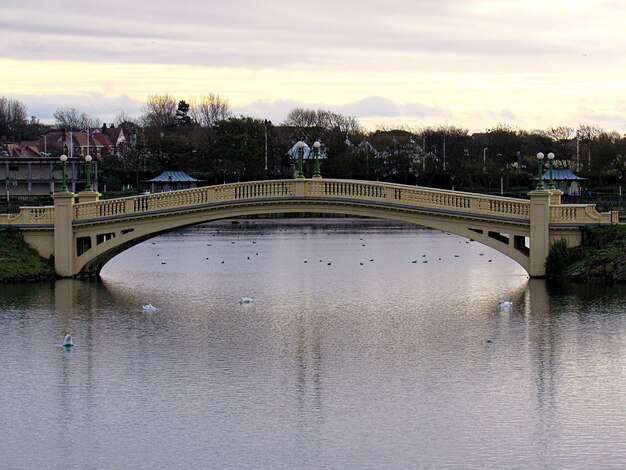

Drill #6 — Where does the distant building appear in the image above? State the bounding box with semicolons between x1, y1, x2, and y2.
0;124;127;198
539;168;586;195
143;171;204;193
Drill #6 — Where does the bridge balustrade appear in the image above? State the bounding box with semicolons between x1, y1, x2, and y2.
9;180;616;229
551;204;614;224
5;206;55;224
230;181;294;200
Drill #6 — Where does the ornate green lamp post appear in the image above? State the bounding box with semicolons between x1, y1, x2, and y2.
296;141;305;179
536;152;545;190
547;152;556;189
312;141;322;179
60;154;69;192
84;154;93;191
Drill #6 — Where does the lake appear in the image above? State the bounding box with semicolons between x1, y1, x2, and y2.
1;219;625;469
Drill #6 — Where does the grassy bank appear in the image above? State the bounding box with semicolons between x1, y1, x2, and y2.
0;227;55;283
546;225;626;283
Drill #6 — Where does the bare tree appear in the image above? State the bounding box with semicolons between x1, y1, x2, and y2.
190;93;232;127
53;107;100;131
115;111;138;128
0;96;29;139
546;125;575;167
283;108;363;137
577;123;603;171
141;93;178;130
283;108;321;128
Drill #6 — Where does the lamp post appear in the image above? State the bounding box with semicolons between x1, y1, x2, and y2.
60;154;68;192
312;141;322;179
536;152;545;190
296;141;305;179
85;154;93;191
483;147;488;173
547;152;556;189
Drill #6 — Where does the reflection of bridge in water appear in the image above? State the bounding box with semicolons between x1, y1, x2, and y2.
1;179;618;278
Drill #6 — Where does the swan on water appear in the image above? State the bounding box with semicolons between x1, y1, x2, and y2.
239;297;253;304
143;304;157;311
62;334;73;347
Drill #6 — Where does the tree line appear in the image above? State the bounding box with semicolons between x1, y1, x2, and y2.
1;94;625;194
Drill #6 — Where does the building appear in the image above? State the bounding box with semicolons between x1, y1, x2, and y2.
0;124;126;198
143;171;204;193
539;168;586;195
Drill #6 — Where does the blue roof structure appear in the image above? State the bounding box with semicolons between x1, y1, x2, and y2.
539;168;585;181
144;171;203;182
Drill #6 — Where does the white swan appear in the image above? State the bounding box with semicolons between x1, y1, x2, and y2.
238;297;253;304
143;303;157;311
62;334;73;347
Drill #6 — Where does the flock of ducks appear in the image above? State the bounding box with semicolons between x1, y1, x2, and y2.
60;232;512;349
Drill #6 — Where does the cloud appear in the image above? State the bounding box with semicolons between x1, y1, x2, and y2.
0;0;616;71
12;92;144;124
236;96;452;126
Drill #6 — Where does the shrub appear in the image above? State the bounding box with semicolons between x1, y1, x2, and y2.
545;238;571;278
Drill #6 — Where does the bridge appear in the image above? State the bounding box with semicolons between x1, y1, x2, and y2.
0;179;618;278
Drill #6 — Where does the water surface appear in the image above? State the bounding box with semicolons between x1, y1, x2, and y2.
1;221;625;469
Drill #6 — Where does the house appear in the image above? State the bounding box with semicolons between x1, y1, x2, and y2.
0;154;99;198
0;124;127;199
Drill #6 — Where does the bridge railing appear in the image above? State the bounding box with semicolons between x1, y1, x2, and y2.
1;206;54;225
550;204;616;224
5;179;615;227
73;179;529;222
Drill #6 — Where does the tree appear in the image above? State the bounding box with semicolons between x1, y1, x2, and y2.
212;116;276;182
115;132;151;189
190;93;232;127
0;97;29;140
53;107;100;131
545;125;575;168
176;100;193;127
141;93;178;131
576;123;603;172
283;108;363;141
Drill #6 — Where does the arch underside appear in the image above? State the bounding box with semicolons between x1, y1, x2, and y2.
74;198;532;276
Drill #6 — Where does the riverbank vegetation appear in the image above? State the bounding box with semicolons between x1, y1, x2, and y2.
546;225;626;283
0;227;55;282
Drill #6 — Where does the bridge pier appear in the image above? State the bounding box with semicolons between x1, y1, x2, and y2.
53;192;76;278
528;189;561;277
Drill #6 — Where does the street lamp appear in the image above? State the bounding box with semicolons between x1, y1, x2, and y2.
296;141;305;179
85;154;93;191
536;152;545;190
483;147;488;173
60;154;68;192
547;152;556;189
312;141;322;179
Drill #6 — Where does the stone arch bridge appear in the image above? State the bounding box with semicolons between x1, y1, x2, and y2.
1;179;618;278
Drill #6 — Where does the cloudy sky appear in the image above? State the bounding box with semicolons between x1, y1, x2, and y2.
1;0;625;132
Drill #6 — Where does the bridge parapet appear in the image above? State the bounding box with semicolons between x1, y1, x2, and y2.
550;204;615;224
3;206;54;225
6;180;616;229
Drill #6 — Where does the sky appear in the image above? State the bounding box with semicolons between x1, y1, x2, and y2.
1;0;626;133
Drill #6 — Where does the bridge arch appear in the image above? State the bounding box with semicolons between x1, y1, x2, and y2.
74;198;531;276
